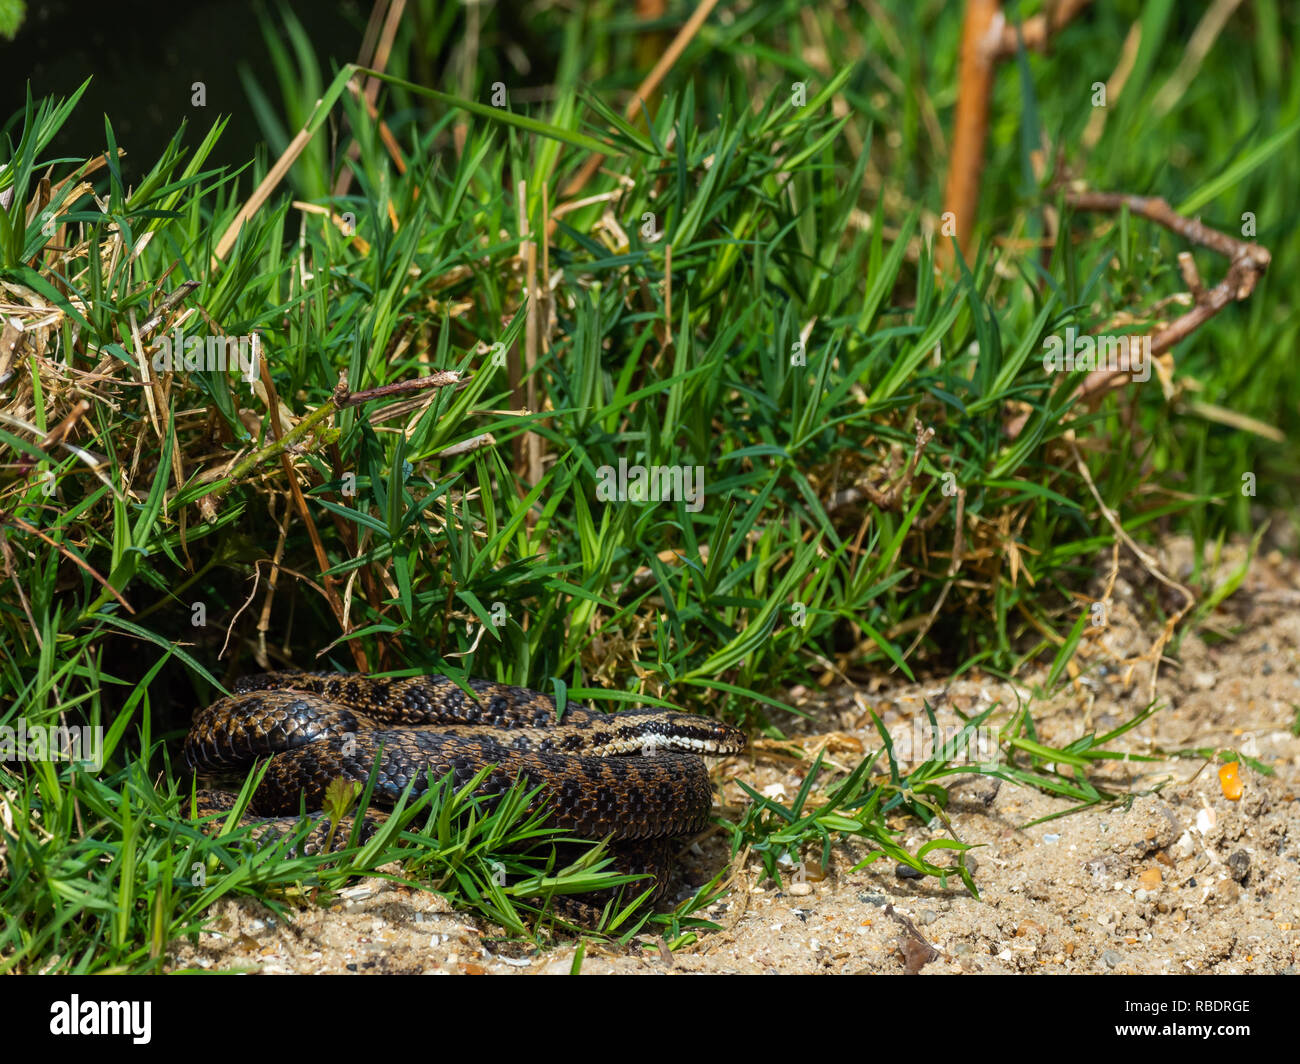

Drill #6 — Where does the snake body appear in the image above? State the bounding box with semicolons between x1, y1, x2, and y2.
183;672;745;916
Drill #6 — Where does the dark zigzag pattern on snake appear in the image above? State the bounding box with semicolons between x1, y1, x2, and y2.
182;672;746;907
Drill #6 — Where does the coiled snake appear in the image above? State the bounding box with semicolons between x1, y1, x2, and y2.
183;671;746;919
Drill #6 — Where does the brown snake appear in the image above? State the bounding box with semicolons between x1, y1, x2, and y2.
183;671;746;917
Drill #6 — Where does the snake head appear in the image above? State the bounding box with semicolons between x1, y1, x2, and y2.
643;714;747;756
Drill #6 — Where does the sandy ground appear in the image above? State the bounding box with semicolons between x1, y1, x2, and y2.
168;535;1300;974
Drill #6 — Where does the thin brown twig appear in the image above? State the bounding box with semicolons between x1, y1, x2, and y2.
256;494;291;670
128;311;163;442
214;91;337;264
902;485;966;662
1151;0;1245;118
38;400;90;450
519;180;544;498
219;558;263;661
1067;435;1193;703
663;242;673;358
861;420;936;511
137;280;200;341
335;0;407;198
0;529;39;640
884;903;940;974
553;0;721;226
199;371;458;507
1006;191;1272;439
192;367;462;663
47;149;122;198
257;358;367;671
341;370;461;408
0;511;133;612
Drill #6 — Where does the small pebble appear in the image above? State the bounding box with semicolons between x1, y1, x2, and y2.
895;863;924;880
789;881;813;897
1102;949;1123;969
857;893;886;906
1043;833;1061;844
918;910;938;926
1212;879;1240;907
1218;762;1244;801
1227;850;1250;883
1174;831;1196;858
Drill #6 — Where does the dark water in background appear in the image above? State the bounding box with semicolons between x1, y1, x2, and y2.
0;0;367;187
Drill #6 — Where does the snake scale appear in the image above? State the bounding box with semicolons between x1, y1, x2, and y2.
183;671;746;918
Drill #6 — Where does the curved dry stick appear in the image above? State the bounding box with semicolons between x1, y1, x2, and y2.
1006;191;1272;439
